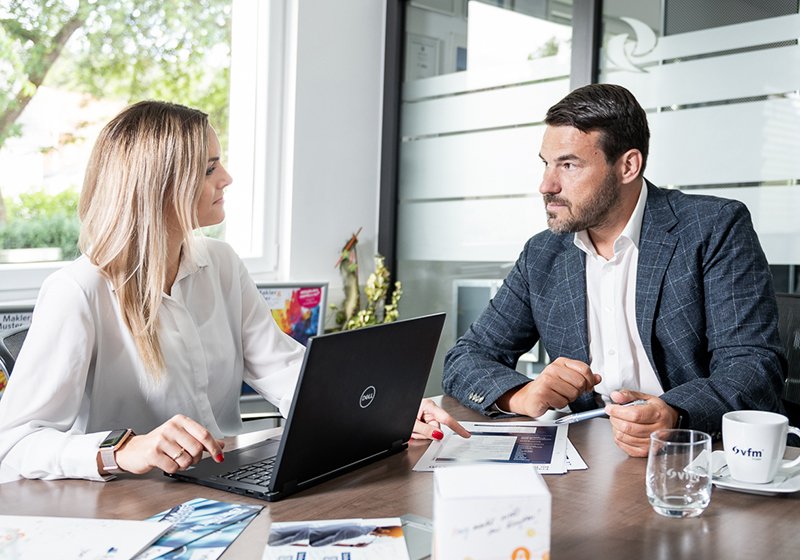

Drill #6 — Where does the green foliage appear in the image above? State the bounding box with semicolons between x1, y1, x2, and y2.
528;36;561;60
7;188;79;221
0;214;80;260
0;0;232;236
331;254;403;331
1;1;232;139
0;188;81;259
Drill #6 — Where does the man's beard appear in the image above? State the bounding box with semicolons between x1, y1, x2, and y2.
543;171;621;234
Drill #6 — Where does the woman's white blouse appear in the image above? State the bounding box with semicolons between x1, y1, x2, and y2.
0;238;304;483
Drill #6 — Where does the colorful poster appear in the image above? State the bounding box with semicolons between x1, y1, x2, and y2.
258;286;324;346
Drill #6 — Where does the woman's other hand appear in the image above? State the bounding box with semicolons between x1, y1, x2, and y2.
411;398;471;441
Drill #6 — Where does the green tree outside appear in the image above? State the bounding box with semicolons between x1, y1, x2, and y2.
0;0;232;254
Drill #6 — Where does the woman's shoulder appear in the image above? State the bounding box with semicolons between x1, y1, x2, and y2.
42;255;109;297
34;256;112;318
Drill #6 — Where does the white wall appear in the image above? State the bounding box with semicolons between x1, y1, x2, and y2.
270;0;386;313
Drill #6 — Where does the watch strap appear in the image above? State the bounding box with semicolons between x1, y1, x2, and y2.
99;429;134;474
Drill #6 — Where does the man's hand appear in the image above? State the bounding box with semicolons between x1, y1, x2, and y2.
112;414;226;475
497;357;601;418
606;390;680;457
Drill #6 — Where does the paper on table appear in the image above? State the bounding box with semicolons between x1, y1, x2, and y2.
413;421;569;474
155;512;259;560
262;517;411;560
0;515;169;560
136;497;263;560
565;439;588;470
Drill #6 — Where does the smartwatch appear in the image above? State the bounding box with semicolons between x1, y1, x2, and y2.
99;429;135;474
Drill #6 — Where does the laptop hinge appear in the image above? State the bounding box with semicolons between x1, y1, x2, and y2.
391;439;406;452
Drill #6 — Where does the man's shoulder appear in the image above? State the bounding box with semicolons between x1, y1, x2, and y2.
659;186;744;212
648;184;749;234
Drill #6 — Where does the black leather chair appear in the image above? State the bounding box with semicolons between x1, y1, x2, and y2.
0;326;29;379
775;293;800;442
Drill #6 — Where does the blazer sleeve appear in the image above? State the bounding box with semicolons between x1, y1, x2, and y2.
658;200;786;434
0;274;110;483
443;241;540;415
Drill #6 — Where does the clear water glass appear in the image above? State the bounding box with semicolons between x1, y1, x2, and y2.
646;429;712;518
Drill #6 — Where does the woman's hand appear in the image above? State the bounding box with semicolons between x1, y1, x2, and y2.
112;414;225;475
411;398;471;441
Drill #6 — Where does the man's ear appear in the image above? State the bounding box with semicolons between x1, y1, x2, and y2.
618;149;643;184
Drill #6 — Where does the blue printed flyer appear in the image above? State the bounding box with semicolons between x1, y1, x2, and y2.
135;498;262;560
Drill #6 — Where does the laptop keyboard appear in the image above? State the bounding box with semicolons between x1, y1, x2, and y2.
220;456;276;487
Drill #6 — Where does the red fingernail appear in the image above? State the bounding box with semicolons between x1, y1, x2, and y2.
432;430;444;440
215;453;224;462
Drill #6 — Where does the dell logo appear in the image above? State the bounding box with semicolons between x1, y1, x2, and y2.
360;386;376;408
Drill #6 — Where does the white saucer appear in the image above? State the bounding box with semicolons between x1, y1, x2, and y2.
710;451;800;496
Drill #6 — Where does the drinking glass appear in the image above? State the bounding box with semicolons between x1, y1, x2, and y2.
646;429;712;518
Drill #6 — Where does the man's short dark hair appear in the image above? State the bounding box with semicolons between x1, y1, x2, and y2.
545;83;650;174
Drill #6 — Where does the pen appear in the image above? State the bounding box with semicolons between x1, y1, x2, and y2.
554;399;647;425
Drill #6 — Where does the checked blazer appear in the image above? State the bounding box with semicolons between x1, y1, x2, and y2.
443;182;786;435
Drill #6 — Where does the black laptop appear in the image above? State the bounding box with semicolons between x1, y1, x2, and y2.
167;313;445;501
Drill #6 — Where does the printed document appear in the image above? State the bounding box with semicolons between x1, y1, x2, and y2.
413;421;571;474
262;517;411;560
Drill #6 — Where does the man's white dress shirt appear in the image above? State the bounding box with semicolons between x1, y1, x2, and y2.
573;183;665;403
0;237;304;482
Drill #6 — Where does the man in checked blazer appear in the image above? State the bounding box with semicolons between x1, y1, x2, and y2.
443;83;786;457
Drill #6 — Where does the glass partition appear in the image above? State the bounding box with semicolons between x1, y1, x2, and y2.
600;0;800;284
398;0;573;394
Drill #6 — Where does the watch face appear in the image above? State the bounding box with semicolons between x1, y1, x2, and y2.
101;429;129;448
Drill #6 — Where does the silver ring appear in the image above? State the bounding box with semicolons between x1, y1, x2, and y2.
171;448;185;461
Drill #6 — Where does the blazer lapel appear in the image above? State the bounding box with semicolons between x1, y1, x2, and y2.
553;236;590;363
636;182;679;364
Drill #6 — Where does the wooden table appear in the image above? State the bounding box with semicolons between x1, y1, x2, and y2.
1;396;798;558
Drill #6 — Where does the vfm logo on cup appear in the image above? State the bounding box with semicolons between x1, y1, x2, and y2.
665;468;702;483
732;446;764;460
359;386;376;408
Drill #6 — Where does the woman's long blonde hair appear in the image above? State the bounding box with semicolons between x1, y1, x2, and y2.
79;101;209;377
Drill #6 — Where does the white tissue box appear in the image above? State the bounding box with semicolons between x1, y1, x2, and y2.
433;463;551;560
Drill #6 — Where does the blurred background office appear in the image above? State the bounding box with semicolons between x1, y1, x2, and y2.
1;1;799;397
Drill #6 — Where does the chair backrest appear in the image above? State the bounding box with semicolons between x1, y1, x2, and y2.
0;326;29;377
775;293;800;424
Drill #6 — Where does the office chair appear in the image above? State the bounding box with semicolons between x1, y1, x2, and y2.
0;326;29;378
775;294;800;440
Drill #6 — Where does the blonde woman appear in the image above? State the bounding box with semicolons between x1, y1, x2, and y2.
0;101;466;483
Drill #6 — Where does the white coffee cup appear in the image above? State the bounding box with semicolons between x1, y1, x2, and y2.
722;410;800;484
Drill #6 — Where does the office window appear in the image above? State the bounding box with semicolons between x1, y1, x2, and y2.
0;0;284;299
600;0;800;281
397;0;573;393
